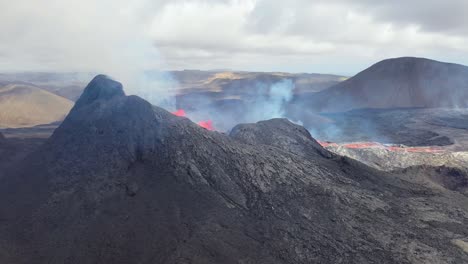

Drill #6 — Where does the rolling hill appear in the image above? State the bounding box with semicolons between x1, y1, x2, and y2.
0;84;73;128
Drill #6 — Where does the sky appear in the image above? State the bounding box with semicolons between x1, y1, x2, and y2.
1;0;468;76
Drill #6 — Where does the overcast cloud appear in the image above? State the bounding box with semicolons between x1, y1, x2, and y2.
1;0;468;75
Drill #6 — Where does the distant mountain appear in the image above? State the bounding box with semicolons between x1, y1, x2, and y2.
307;57;468;112
0;84;73;128
0;72;94;101
1;75;467;263
173;70;345;95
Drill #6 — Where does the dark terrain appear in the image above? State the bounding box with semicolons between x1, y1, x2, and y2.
308;107;468;149
1;75;467;263
0;124;57;176
0;131;47;179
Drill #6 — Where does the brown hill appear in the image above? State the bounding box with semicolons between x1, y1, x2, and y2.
0;84;73;128
0;72;94;101
173;70;344;95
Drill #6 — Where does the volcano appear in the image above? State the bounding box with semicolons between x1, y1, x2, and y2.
306;57;468;112
1;75;467;263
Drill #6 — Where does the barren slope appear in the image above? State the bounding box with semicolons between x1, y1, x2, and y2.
0;84;73;128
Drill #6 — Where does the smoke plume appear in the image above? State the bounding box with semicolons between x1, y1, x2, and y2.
0;0;178;110
176;78;296;131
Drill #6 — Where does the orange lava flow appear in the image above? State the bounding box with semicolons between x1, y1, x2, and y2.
172;109;215;131
172;109;186;117
317;141;338;147
343;142;381;149
197;120;214;131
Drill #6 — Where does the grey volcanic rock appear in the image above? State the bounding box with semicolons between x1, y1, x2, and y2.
309;57;468;112
1;75;468;263
0;132;46;179
73;74;124;110
230;118;332;158
309;108;468;149
395;165;468;195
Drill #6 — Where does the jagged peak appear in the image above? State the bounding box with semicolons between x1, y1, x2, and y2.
73;75;125;109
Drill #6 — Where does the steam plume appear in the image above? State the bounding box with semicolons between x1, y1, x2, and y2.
1;0;178;110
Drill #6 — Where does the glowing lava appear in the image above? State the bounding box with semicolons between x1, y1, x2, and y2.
172;109;186;117
197;120;214;130
343;142;381;149
172;109;215;131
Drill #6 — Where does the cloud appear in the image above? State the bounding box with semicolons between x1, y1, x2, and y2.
0;0;161;71
349;0;468;35
0;0;184;109
1;0;468;75
149;0;468;74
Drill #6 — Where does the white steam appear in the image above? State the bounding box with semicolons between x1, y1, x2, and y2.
180;78;297;131
247;79;294;121
0;0;178;110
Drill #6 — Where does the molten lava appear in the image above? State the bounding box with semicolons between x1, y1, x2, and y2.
343;142;381;149
172;109;215;131
197;120;214;130
172;109;186;117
